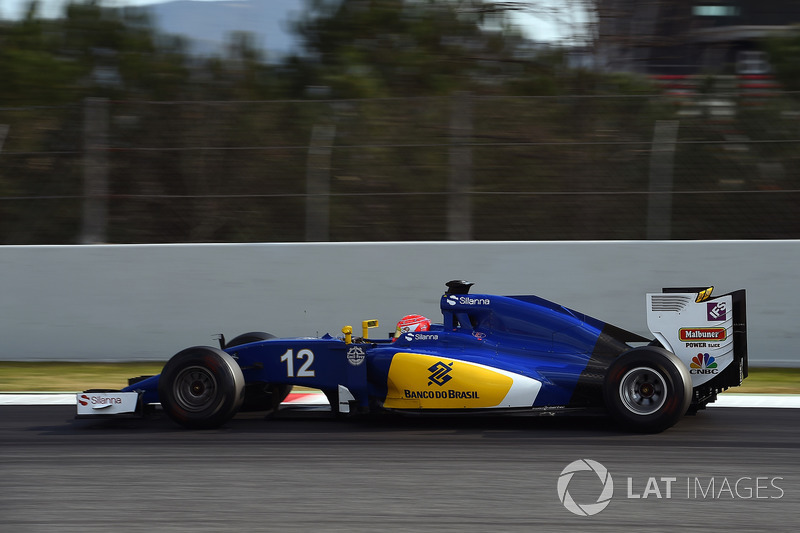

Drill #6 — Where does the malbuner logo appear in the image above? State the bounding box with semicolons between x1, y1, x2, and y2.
557;459;614;516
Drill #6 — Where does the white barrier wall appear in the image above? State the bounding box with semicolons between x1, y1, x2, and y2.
0;241;797;365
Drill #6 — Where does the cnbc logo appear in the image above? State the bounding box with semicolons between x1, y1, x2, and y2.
690;353;719;375
428;361;454;386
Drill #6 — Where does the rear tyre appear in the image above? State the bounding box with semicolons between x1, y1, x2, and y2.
225;331;292;411
158;346;245;429
603;347;692;433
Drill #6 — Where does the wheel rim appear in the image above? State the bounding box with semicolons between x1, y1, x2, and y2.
619;366;667;415
173;366;218;412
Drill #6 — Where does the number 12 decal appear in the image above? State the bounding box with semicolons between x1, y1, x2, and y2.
280;349;315;377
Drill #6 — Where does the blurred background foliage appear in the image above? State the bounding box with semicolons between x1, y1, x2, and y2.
1;0;800;243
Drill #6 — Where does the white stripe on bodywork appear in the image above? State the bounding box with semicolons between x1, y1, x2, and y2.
497;374;542;408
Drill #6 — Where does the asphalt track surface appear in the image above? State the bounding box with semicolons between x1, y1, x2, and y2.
1;406;798;533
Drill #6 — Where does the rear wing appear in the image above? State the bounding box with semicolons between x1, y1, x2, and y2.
647;287;747;394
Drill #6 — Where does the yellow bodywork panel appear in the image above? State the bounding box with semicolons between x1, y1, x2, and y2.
384;353;513;409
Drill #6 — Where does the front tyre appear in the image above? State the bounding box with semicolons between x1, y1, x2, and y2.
225;331;292;410
603;347;692;433
225;331;276;348
158;346;245;429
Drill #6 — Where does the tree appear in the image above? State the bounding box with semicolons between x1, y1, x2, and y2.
289;0;520;97
764;26;800;92
0;2;82;105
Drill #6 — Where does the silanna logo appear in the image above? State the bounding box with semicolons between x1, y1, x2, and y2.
428;361;454;386
446;295;491;306
405;333;439;342
690;353;719;375
78;394;122;406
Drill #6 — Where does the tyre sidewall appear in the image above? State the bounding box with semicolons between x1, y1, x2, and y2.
158;346;245;429
224;332;292;410
604;347;692;433
225;331;276;348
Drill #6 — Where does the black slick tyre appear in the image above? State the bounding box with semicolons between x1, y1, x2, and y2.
158;346;245;429
225;331;292;410
603;347;692;433
225;331;275;348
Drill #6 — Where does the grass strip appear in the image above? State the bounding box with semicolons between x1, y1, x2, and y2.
0;362;165;392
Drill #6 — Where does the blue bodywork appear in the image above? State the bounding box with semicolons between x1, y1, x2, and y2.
122;287;647;412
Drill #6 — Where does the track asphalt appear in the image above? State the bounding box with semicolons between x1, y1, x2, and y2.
1;401;798;532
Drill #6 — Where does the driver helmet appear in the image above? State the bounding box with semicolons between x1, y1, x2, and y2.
393;314;431;341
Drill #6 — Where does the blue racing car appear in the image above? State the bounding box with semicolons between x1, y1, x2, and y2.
77;281;747;433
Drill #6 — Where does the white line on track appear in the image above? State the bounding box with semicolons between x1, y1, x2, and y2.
709;394;800;408
2;392;800;408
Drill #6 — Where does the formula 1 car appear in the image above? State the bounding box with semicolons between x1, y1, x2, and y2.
76;281;747;433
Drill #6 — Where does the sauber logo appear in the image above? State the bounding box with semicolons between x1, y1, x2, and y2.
427;361;454;386
78;394;122;406
679;328;726;342
346;346;365;366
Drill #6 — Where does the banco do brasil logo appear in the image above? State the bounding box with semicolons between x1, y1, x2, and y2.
557;459;614;516
427;361;453;386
